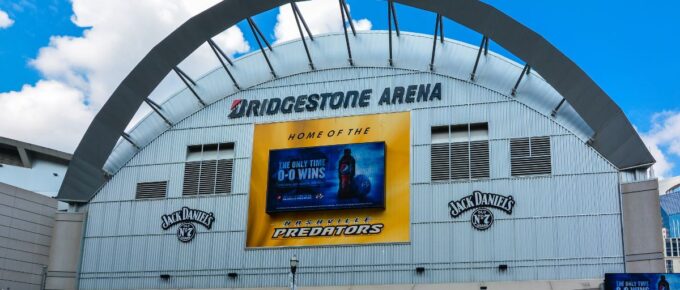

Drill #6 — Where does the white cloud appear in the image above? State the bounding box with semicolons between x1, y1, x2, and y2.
0;9;14;29
641;111;680;178
0;81;93;152
274;0;372;43
2;0;250;152
352;18;372;31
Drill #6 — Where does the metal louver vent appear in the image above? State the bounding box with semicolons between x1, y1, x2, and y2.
431;143;449;181
199;160;218;194
183;159;233;195
183;142;234;196
135;181;167;199
431;124;490;181
470;141;490;179
215;159;234;194
182;161;201;195
511;136;551;176
450;142;470;180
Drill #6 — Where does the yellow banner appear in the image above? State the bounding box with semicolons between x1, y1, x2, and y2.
246;112;410;248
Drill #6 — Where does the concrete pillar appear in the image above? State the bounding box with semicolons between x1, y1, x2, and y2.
620;179;665;272
45;212;86;290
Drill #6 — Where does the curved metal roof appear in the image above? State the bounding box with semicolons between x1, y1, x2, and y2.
57;0;654;203
102;31;596;175
661;190;680;215
661;176;680;195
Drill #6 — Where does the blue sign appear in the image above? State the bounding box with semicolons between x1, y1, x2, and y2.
605;273;678;290
266;142;386;213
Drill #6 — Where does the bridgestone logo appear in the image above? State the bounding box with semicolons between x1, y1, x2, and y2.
272;224;384;238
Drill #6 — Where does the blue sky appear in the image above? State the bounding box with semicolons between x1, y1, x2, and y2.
0;0;83;91
0;0;678;176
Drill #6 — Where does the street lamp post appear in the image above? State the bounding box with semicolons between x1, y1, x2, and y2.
290;255;299;290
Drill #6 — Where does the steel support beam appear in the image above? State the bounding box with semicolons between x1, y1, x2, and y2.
340;0;356;36
247;18;272;51
207;39;234;66
339;0;354;66
247;18;276;77
207;39;240;90
291;2;315;70
551;98;567;117
429;14;443;71
388;0;400;66
511;64;531;96
291;2;313;41
390;1;400;36
120;133;140;150
173;67;206;106
143;98;172;126
470;36;489;81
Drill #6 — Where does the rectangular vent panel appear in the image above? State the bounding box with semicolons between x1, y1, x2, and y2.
215;159;233;194
430;124;490;182
470;141;490;179
450;142;470;180
511;136;551;176
182;161;201;196
199;160;218;195
431;143;450;181
135;181;167;199
183;159;233;195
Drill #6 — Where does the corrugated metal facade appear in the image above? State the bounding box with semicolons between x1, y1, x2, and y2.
79;64;623;289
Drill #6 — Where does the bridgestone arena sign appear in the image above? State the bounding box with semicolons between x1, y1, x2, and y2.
229;83;441;118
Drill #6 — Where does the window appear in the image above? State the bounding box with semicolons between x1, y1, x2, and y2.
135;181;168;199
0;144;23;167
510;136;551;176
431;123;489;181
182;143;234;196
667;260;674;273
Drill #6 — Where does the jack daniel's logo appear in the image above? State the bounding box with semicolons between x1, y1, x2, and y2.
448;191;516;231
161;207;215;242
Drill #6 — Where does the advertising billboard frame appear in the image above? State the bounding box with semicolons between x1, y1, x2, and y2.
264;140;387;214
246;112;411;249
604;273;678;290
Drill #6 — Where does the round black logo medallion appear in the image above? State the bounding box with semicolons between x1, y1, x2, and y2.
470;208;494;231
176;222;196;242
